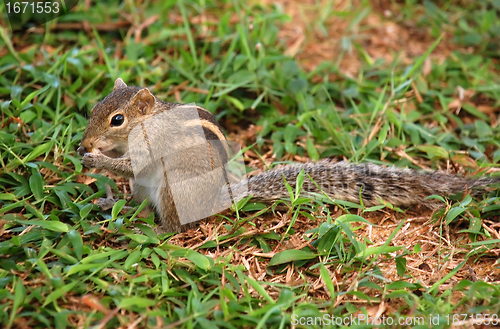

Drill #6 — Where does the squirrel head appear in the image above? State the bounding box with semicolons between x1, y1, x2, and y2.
79;78;157;157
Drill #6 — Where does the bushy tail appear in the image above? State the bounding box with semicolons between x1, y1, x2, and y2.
237;159;500;208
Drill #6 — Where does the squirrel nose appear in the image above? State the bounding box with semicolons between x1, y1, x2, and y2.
79;139;94;156
77;146;88;156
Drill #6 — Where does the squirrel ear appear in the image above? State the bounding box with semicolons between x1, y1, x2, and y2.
114;78;127;90
132;88;155;115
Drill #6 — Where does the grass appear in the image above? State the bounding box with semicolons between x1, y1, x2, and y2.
1;0;500;328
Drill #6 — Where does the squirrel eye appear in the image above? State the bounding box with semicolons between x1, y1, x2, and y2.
110;114;124;127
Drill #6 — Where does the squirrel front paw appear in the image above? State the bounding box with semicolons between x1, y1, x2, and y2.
81;151;105;169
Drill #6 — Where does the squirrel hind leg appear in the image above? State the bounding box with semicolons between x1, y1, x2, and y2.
180;218;210;233
152;218;208;234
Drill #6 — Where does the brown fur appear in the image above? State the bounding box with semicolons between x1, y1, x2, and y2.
236;159;500;208
79;79;500;233
79;79;228;233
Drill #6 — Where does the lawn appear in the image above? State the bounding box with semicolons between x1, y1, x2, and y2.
1;0;500;328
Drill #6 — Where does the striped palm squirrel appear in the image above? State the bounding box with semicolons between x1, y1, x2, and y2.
78;78;500;233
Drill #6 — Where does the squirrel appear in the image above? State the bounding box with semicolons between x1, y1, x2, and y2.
78;78;500;233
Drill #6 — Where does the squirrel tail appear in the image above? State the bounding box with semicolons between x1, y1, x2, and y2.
234;159;500;208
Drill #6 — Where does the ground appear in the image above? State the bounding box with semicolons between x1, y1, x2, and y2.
1;0;500;328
